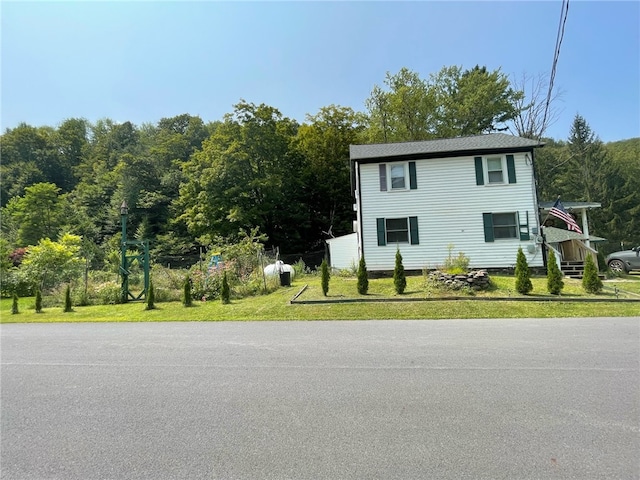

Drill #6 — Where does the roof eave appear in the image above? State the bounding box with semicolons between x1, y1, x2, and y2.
352;144;541;164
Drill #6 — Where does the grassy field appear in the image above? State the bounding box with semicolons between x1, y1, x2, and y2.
2;273;638;323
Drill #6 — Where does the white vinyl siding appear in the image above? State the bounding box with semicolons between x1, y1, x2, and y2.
357;152;541;270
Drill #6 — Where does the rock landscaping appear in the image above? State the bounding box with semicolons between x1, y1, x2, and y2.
428;270;491;291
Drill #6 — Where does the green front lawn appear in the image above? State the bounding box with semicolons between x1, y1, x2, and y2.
2;273;638;323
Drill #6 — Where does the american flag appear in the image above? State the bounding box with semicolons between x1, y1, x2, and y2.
549;199;583;234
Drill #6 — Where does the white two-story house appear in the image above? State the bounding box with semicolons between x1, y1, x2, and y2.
348;133;545;271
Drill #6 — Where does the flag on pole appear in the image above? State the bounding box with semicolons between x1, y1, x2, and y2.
549;199;582;234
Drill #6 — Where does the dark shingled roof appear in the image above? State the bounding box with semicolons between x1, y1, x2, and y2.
350;133;544;161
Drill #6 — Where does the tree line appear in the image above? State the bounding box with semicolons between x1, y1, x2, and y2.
1;65;638;283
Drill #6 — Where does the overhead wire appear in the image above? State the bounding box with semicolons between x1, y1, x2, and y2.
539;0;570;141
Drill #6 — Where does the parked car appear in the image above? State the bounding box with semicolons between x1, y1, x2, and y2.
606;246;640;273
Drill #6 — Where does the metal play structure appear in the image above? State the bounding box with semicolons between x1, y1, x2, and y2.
120;201;150;302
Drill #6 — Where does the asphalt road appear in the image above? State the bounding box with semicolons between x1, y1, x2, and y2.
1;318;638;480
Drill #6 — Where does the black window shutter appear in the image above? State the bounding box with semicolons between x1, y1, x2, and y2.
409;217;419;245
483;213;494;242
379;164;387;191
519;211;530;241
409;162;417;189
377;218;386;246
474;157;484;185
506;155;516;184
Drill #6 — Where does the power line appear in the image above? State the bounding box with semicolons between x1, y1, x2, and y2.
540;0;569;140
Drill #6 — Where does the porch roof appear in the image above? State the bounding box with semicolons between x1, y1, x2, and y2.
539;201;602;210
543;226;606;244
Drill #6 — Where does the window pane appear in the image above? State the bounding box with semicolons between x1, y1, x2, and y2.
386;218;407;230
488;170;504;183
387;231;409;243
492;213;517;239
487;157;503;184
386;218;409;243
390;165;405;189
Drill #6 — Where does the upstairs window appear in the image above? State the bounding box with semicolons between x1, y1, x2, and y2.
390;164;406;189
486;157;504;184
474;155;517;185
379;162;417;191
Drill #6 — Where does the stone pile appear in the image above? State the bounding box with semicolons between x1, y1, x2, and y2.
428;270;491;291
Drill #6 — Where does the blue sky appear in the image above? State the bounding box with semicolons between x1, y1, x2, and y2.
2;1;638;142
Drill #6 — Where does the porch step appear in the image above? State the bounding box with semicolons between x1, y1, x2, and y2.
560;261;605;279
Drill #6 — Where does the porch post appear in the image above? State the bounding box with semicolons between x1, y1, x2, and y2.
580;208;590;248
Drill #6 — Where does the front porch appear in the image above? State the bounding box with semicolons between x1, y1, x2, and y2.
543;227;606;279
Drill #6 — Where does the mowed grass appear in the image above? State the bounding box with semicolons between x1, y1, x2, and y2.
2;273;638;323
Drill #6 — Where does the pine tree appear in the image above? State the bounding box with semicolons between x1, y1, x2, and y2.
357;256;369;295
183;277;192;307
320;258;330;296
145;281;156;310
64;285;73;312
582;254;603;294
35;289;43;313
515;247;533;294
221;271;230;304
11;293;19;314
393;248;406;294
546;249;564;295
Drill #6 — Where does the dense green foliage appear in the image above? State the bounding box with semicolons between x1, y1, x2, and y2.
515;247;533;295
320;258;330;296
1;66;636;297
393;249;406;294
582;255;603;294
357;257;369;295
546;250;564;295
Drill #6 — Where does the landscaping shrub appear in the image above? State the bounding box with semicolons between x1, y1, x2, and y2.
221;271;230;304
442;245;470;275
515;247;533;294
582;255;603;294
63;284;73;312
320;258;330;296
183;277;193;307
546;250;564;295
97;281;122;305
393;248;406;294
357;256;369;295
12;293;19;314
35;289;43;313
145;281;156;310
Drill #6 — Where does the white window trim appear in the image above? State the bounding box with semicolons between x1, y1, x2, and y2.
492;212;519;240
386;217;410;243
388;163;408;191
484;156;507;185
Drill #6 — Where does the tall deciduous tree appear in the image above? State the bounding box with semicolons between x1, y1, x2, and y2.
294;105;365;242
4;182;68;247
177;101;308;251
365;66;523;143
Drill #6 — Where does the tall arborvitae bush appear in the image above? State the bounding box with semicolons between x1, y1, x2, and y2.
35;289;43;313
320;258;330;296
582;254;603;294
183;277;192;307
357;256;369;295
515;247;533;294
393;248;406;294
11;293;19;314
64;285;73;312
221;271;230;304
546;250;564;295
145;281;156;310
